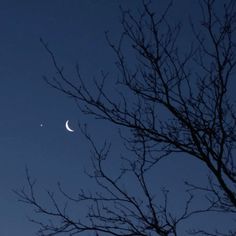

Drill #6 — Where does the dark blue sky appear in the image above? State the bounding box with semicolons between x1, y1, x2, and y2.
0;1;232;235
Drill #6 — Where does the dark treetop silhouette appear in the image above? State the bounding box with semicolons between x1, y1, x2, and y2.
16;1;236;235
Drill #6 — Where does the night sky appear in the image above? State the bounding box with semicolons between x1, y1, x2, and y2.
0;1;233;235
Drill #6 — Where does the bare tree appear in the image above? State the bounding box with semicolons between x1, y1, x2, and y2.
16;0;236;235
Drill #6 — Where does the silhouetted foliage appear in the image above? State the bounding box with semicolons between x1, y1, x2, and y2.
16;0;236;235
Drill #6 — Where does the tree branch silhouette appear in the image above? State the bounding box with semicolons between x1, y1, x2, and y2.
16;1;236;235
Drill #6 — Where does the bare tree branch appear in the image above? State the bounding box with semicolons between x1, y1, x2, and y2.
16;1;236;235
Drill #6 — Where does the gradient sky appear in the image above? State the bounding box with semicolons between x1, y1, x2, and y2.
0;1;233;235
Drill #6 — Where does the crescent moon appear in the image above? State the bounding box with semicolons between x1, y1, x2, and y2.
65;120;74;132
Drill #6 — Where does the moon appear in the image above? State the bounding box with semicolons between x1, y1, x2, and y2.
65;120;74;132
